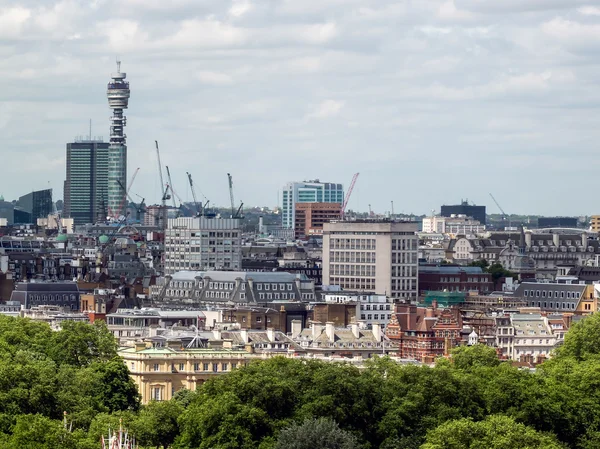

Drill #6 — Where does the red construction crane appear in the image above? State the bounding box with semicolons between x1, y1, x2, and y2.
116;167;140;219
341;172;359;220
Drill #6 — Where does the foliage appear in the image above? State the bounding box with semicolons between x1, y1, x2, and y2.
468;260;516;281
421;415;565;449
451;345;500;371
554;313;600;361
275;417;361;449
6;313;600;448
0;316;139;446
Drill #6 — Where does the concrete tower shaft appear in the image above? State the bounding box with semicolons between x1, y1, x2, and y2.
106;61;130;218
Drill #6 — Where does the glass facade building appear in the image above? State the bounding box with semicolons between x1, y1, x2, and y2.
282;181;344;229
64;140;109;225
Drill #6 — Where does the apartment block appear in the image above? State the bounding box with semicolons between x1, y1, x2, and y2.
322;220;418;299
164;217;242;275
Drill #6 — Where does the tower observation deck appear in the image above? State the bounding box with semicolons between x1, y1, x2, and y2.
106;61;130;218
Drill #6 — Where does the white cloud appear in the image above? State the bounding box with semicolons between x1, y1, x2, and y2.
229;0;252;18
578;6;600;16
0;0;599;215
308;100;344;119
196;70;234;85
0;6;31;37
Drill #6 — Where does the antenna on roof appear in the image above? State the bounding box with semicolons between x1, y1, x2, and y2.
116;57;121;73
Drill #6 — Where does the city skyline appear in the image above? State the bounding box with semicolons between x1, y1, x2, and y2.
1;0;600;215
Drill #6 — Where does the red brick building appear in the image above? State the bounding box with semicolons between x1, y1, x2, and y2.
385;303;462;361
418;265;493;295
294;203;341;240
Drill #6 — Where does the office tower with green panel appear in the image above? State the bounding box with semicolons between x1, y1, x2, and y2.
281;180;344;229
64;140;109;225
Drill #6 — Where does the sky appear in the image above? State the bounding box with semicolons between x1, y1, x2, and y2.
1;0;600;216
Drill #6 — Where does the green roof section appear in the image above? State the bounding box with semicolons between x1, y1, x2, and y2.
56;234;68;242
421;291;467;307
98;235;110;244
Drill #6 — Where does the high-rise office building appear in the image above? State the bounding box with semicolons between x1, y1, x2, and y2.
106;61;131;218
322;220;419;299
281;180;344;229
164;217;242;275
441;201;486;225
64;139;109;225
18;189;53;222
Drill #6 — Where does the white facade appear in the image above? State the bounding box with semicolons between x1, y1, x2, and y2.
281;181;344;229
495;314;557;361
422;215;485;234
323;220;418;299
324;292;393;328
164;217;242;275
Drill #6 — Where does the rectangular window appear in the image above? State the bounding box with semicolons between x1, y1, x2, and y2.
203;363;209;371
153;363;159;372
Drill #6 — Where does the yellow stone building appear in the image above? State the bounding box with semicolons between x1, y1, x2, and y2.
591;216;600;233
119;344;253;404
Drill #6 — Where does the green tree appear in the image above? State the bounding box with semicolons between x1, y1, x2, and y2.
421;415;565;449
451;345;500;371
554;313;600;361
134;400;183;449
49;321;117;367
275;418;360;449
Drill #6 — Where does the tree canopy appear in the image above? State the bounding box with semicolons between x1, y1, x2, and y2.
2;314;600;448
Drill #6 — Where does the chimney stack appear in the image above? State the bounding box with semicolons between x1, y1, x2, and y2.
311;321;323;340
266;327;275;342
372;322;382;342
325;321;335;342
291;319;302;338
240;329;249;344
351;322;360;339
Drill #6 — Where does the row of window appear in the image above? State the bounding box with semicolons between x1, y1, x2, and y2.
360;313;392;320
361;304;391;311
329;238;377;250
524;290;579;299
528;301;577;310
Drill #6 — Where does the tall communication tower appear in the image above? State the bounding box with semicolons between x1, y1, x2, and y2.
106;60;131;218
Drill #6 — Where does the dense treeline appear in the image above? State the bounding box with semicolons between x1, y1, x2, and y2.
2;313;600;448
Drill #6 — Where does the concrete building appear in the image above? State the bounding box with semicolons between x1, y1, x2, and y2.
106;61;131;218
282;181;343;229
441;201;486;225
495;313;557;363
164;217;242;274
421;215;485;234
294;202;341;239
18;189;53;223
151;270;316;305
64;139;110;225
538;217;578;228
323;220;419;299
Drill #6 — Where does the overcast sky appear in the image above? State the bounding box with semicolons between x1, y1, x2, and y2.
1;0;599;216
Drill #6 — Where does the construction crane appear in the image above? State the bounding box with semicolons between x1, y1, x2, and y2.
341;172;359;220
187;172;202;217
155;141;171;231
489;193;512;229
117;179;145;222
227;173;244;219
227;173;235;217
116;167;140;219
165;165;181;218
